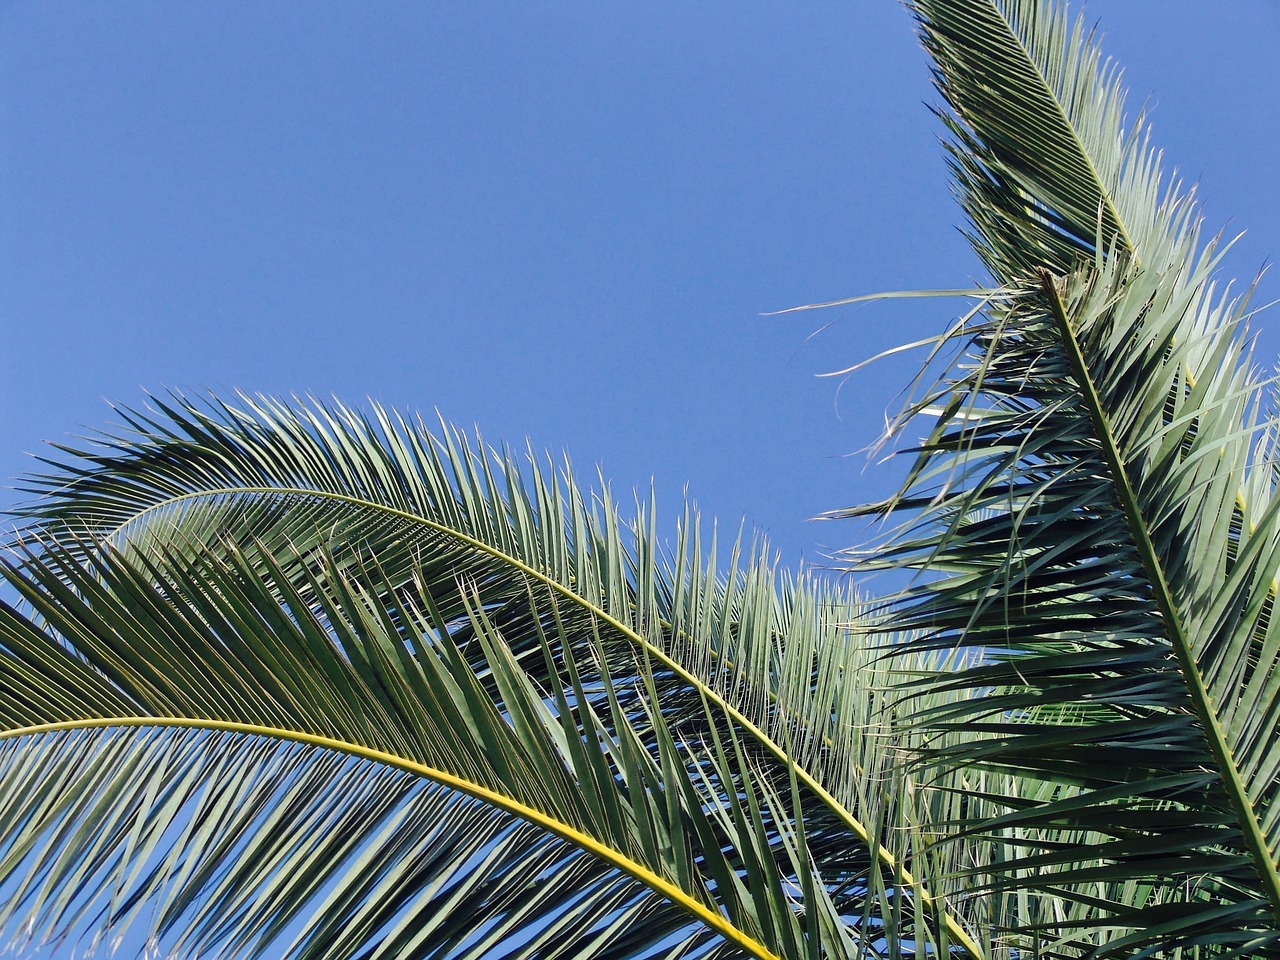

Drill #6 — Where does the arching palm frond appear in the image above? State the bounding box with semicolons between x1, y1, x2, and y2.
1;395;988;959
844;0;1280;954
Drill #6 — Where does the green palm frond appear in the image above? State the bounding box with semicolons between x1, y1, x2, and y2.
1;395;988;958
840;0;1280;954
2;528;804;959
2;727;723;960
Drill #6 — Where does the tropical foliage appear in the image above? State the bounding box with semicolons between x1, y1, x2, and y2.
2;0;1278;958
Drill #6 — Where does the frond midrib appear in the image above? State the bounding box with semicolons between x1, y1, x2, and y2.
1040;269;1280;923
87;483;985;959
2;717;783;960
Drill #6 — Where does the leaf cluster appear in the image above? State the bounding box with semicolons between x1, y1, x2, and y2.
3;1;1279;958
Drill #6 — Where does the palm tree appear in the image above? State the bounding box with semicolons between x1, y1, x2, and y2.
1;2;1277;959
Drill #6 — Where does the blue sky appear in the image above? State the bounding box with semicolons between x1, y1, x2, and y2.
3;1;1278;570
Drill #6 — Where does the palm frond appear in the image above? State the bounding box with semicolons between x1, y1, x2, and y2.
1;529;808;959
844;0;1280;954
0;727;725;960
2;395;991;957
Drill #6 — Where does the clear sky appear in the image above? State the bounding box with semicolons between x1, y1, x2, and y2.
3;1;1278;571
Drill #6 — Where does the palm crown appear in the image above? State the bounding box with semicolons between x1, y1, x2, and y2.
3;1;1278;958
